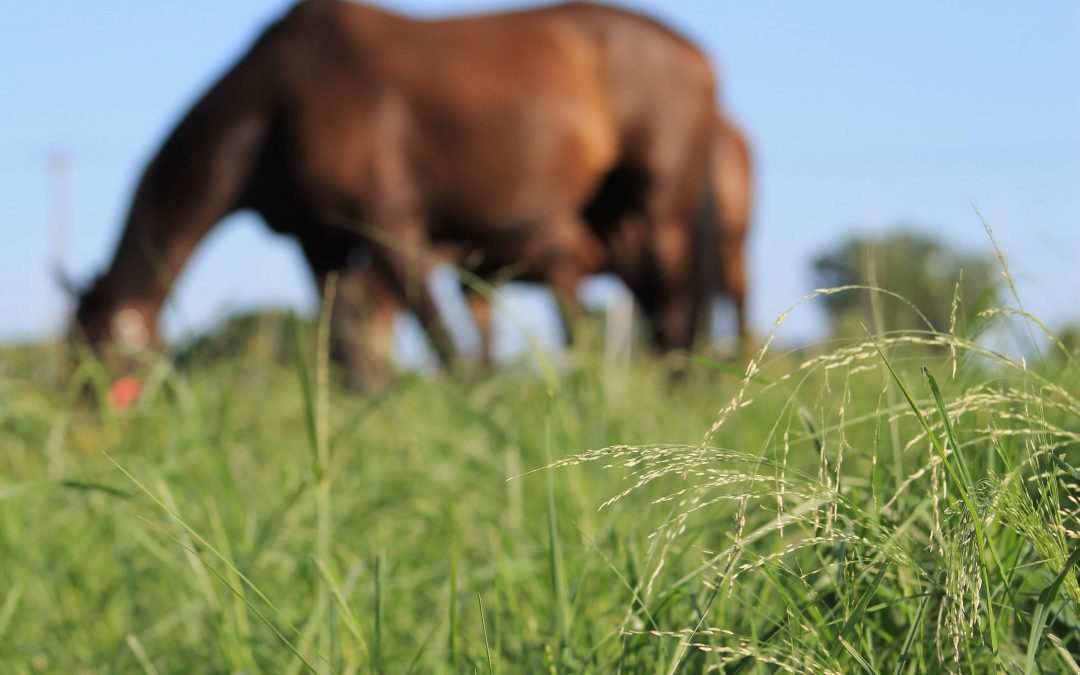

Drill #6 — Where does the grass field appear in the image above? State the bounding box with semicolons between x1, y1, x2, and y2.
2;289;1079;673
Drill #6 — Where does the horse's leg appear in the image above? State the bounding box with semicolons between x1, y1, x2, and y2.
355;264;403;379
300;241;399;390
719;237;748;345
552;284;583;349
635;122;715;355
364;211;457;366
334;264;401;390
647;215;699;352
463;285;495;367
539;212;602;349
299;238;352;371
607;183;697;353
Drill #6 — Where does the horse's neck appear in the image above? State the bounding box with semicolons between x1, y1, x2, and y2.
118;26;278;291
87;82;271;336
101;200;184;308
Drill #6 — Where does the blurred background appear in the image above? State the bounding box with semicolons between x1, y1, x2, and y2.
2;0;1077;359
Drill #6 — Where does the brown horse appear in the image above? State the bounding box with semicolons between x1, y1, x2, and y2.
73;1;718;387
332;114;751;375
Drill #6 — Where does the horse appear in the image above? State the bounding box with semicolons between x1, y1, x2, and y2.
72;0;719;391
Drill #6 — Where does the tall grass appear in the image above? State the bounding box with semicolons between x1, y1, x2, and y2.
549;285;1080;671
1;326;728;672
1;262;1078;672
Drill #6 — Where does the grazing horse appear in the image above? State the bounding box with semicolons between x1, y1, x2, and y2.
73;0;718;389
336;114;752;373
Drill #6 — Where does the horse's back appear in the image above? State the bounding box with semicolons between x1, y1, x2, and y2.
260;2;629;229
266;0;716;151
253;0;717;241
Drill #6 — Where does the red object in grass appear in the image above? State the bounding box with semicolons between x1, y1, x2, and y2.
108;377;142;408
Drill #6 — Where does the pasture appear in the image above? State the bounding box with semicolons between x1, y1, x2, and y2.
2;284;1079;673
3;0;1077;671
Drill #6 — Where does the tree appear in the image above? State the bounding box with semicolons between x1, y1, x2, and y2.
812;229;999;338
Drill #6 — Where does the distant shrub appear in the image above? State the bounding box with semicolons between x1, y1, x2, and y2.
813;229;999;337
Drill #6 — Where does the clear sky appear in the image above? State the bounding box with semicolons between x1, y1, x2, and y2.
2;1;1078;353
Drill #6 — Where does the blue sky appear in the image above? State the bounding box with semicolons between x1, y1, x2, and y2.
2;1;1078;354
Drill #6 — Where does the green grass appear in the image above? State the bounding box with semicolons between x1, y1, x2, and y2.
1;293;1079;673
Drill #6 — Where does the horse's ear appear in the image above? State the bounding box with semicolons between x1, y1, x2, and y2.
52;262;83;299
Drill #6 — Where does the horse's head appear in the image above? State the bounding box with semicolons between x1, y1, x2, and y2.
66;272;158;407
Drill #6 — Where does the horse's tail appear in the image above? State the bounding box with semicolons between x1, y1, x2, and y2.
692;158;719;345
712;118;752;341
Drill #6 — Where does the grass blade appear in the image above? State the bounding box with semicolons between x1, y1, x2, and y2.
374;550;385;673
1025;544;1080;674
1047;633;1080;674
687;354;771;384
891;593;930;675
0;583;22;641
125;634;162;675
544;391;567;662
921;368;972;485
867;336;1001;658
837;635;879;675
181;539;322;673
479;594;494;675
828;563;889;665
288;312;320;480
105;456;321;664
448;543;458;669
311;557;371;665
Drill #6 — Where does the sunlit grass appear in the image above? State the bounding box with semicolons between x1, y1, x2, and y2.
1;278;1079;672
552;288;1080;672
